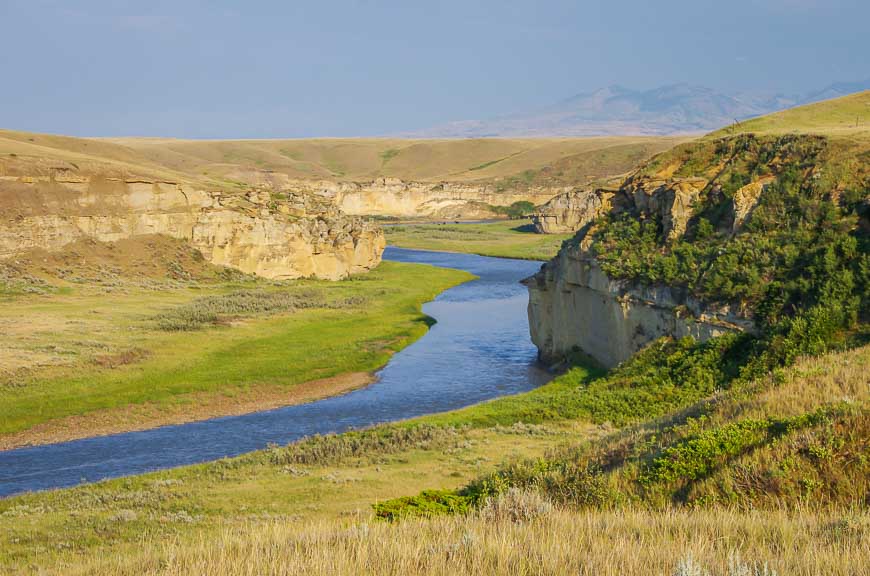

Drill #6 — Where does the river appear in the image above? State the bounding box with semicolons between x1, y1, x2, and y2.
0;247;550;498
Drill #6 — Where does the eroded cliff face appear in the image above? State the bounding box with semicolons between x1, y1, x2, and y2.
281;177;568;219
0;173;384;280
526;244;754;367
532;188;616;234
526;139;776;367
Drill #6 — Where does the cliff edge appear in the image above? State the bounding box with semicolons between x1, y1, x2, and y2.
0;153;384;280
527;97;870;367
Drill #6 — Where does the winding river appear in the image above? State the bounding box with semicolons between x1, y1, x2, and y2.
0;247;550;498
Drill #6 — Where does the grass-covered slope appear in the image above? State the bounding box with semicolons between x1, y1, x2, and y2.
105;135;681;185
376;93;870;520
710;90;870;137
0;129;680;190
0;246;472;447
1;344;864;575
384;219;573;261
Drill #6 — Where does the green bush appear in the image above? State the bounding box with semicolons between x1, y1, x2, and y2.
373;490;472;521
491;201;537;219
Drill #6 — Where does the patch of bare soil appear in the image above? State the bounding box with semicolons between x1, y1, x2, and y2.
0;372;375;451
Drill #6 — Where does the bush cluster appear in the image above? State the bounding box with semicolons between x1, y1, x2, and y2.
154;289;367;331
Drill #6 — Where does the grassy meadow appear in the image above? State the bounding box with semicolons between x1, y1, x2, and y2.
709;90;870;138
80;508;868;576
385;219;572;261
0;255;472;447
0;340;865;574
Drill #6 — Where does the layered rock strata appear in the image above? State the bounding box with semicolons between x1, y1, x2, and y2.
0;173;384;280
281;178;568;220
525;245;754;368
532;188;616;234
526;172;763;367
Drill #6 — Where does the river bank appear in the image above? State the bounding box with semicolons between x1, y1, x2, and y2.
384;219;572;261
0;248;550;496
0;259;471;451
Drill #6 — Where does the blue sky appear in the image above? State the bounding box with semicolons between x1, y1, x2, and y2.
1;0;867;137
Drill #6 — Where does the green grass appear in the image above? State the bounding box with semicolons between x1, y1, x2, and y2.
380;148;400;164
709;90;870;137
0;411;570;572
0;261;472;439
384;219;572;261
1;340;865;573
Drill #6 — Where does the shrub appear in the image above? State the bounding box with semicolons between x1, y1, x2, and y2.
154;289;368;331
476;487;553;523
265;425;462;467
373;490;472;521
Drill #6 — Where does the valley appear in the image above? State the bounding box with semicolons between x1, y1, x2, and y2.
0;91;868;575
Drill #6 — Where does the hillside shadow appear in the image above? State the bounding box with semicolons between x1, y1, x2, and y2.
511;223;537;234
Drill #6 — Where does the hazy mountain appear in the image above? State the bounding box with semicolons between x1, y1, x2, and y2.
408;80;870;137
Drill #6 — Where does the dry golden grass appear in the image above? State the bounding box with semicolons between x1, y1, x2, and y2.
72;507;869;576
0;127;681;191
106;135;683;183
709;90;870;139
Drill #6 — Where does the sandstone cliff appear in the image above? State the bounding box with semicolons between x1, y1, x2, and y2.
0;172;384;280
532;188;615;234
524;134;834;367
525;245;753;367
280;177;568;220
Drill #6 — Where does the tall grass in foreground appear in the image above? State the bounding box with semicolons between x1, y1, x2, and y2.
78;507;867;576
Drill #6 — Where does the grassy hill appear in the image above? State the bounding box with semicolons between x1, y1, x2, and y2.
0;129;681;190
710;90;870;137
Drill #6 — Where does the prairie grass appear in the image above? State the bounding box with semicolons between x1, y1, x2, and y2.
453;345;870;512
153;288;367;331
68;507;869;576
263;424;464;466
0;261;472;441
709;90;870;138
385;219;572;261
2;346;865;574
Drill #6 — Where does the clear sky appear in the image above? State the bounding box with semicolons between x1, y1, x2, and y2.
1;0;867;138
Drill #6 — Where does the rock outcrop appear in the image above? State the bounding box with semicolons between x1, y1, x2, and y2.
525;245;753;368
532;188;616;234
526;154;761;367
282;177;568;220
0;173;384;280
621;175;708;240
729;177;773;233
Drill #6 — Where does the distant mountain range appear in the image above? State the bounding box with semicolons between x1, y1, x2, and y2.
407;80;870;137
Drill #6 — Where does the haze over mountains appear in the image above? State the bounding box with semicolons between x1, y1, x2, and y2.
409;79;870;137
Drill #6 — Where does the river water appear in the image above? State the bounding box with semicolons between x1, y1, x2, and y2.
0;247;550;498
